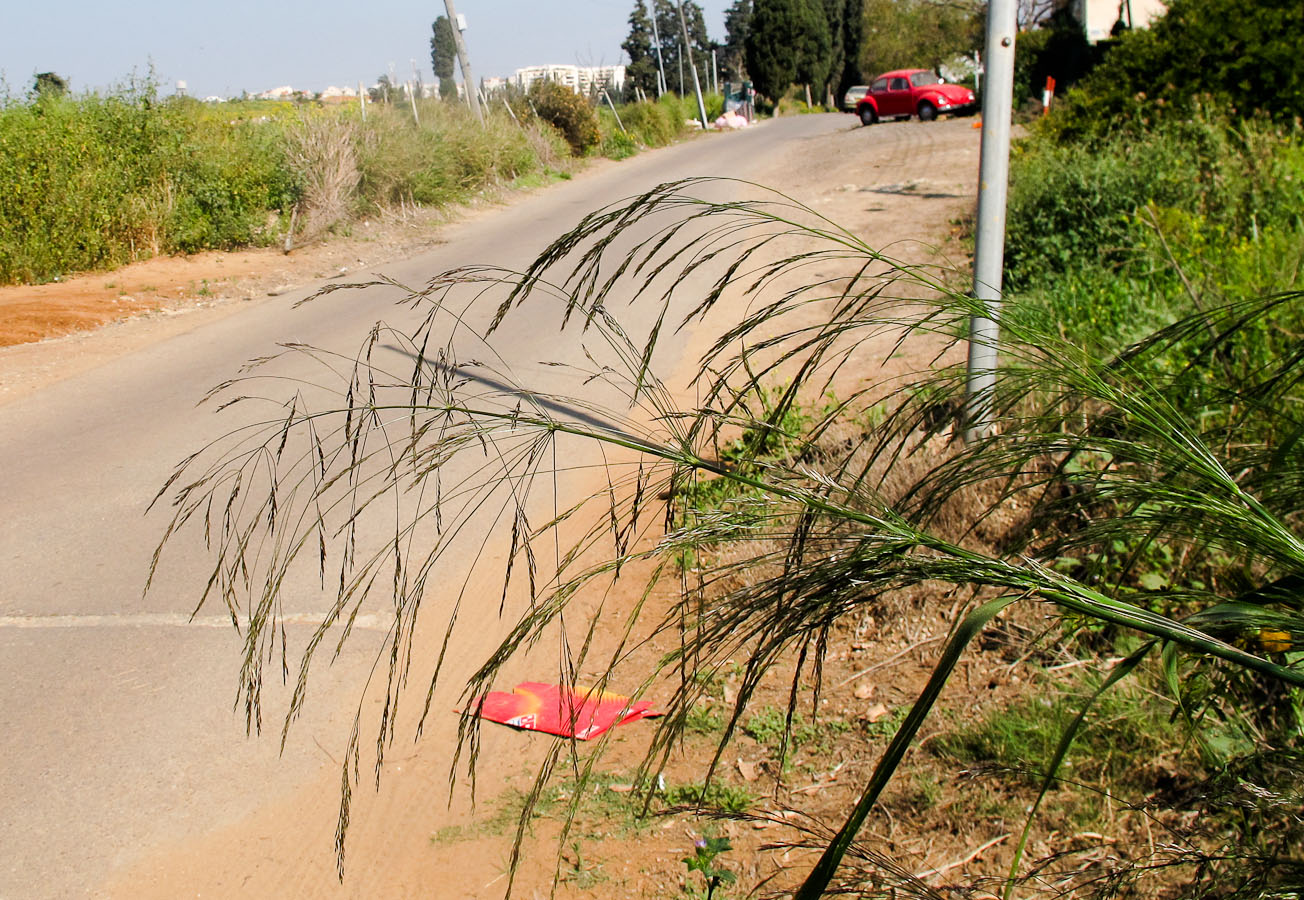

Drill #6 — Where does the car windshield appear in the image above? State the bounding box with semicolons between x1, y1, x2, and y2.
910;71;940;87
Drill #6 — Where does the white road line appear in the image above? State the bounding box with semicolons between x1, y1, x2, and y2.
0;612;390;630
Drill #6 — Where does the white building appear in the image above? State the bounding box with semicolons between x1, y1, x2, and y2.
254;85;296;100
513;65;626;96
582;65;626;96
1071;0;1167;43
318;85;358;101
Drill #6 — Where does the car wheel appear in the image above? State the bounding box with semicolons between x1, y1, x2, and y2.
858;106;877;126
917;101;937;122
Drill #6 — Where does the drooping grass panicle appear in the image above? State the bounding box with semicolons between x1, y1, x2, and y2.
149;178;1304;892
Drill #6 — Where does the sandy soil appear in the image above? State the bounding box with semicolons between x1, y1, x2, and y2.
8;117;1012;898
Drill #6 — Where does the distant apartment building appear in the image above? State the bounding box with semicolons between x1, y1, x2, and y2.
254;85;297;101
512;65;626;96
1071;0;1167;42
319;85;359;104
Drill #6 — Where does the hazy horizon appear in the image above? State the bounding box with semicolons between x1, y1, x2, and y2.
1;0;732;100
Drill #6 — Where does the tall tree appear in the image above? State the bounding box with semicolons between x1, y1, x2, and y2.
33;72;68;99
793;0;832;93
622;0;661;96
370;74;401;104
820;0;846;102
721;0;752;82
653;0;712;95
746;0;830;101
430;16;458;100
836;0;864;98
859;0;981;75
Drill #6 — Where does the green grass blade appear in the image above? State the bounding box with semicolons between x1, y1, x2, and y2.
1001;641;1155;900
795;596;1018;900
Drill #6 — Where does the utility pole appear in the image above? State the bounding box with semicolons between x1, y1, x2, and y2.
677;2;708;127
443;0;482;123
964;0;1017;441
650;7;667;96
408;59;422;125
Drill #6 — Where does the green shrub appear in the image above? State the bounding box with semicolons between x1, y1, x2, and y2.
0;83;551;284
1040;0;1304;144
1006;108;1304;295
529;81;600;156
1012;9;1097;105
598;124;638;160
0;85;296;282
615;98;683;148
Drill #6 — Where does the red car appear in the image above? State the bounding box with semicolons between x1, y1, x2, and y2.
856;69;977;125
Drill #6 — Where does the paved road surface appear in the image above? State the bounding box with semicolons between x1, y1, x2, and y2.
0;113;952;897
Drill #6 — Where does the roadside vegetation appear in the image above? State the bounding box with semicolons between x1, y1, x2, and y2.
0;77;710;286
145;0;1304;896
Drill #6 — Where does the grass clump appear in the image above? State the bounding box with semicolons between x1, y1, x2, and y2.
743;706;850;756
661;781;754;816
151;172;1304;895
934;674;1188;791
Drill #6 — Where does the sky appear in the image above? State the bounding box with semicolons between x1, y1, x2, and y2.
1;1;732;100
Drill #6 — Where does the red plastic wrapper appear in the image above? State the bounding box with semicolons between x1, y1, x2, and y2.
470;682;659;740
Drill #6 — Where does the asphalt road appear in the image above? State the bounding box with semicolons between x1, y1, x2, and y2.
0;113;872;898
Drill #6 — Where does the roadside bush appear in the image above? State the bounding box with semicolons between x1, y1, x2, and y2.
164;113;296;253
616;99;679;147
597;119;638;160
0;82;554;284
528;80;600;156
1005;108;1304;296
605;92;723;153
285;113;360;241
0;85;295;282
1040;0;1304;144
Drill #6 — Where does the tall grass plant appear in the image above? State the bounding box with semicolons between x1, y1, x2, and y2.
151;176;1304;899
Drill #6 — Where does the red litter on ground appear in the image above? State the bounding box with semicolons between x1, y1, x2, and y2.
469;682;660;740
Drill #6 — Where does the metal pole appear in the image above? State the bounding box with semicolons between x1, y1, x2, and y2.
677;1;709;128
602;91;627;133
650;6;667;97
964;0;1017;442
443;0;483;123
407;81;420;125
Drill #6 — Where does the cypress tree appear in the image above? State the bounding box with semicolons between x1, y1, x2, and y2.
622;1;661;96
430;17;458;100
